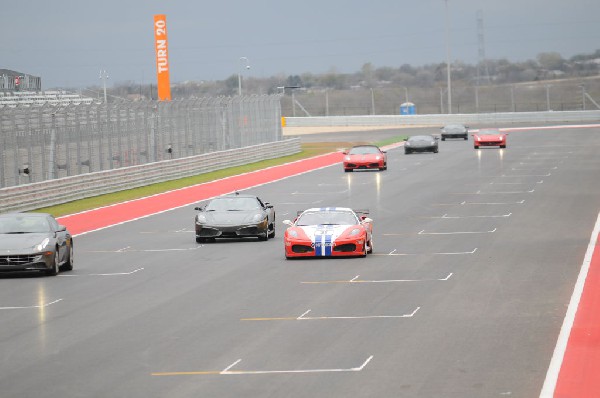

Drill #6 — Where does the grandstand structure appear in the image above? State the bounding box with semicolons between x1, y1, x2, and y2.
0;69;95;108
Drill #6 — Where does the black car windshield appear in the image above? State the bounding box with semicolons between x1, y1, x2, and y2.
0;216;51;234
444;125;465;131
410;135;434;141
205;197;261;211
348;146;380;155
296;211;358;226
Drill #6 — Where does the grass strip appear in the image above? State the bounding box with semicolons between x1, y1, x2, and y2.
37;137;406;217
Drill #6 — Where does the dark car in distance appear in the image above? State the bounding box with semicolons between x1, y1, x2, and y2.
440;124;469;140
194;193;275;242
0;212;73;276
404;135;439;154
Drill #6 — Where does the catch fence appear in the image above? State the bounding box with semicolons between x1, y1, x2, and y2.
0;95;283;188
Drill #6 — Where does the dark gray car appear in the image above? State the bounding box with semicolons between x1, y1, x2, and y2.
194;193;275;242
440;124;469;140
404;135;439;154
0;212;73;276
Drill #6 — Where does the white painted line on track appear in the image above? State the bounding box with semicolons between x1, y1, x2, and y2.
489;181;543;185
451;190;534;194
540;211;600;397
433;200;525;206
59;268;144;277
500;173;551;177
373;248;478;256
83;247;202;253
418;228;496;235
291;190;348;195
221;355;375;375
423;213;511;219
301;273;453;284
241;308;420;321
0;299;63;310
152;356;375;376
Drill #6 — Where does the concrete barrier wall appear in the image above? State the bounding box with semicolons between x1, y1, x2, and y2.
0;138;301;213
283;110;600;127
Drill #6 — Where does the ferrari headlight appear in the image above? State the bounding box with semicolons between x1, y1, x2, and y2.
195;214;207;224
35;238;50;252
252;213;265;223
375;155;381;160
288;230;298;238
405;142;411;146
349;228;361;236
345;156;351;161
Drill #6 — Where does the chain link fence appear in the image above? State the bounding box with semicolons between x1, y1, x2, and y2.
0;95;283;188
281;79;600;116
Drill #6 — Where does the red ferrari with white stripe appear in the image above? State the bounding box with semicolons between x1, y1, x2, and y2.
282;207;373;258
473;129;507;149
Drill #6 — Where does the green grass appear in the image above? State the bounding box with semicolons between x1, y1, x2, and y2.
37;136;406;217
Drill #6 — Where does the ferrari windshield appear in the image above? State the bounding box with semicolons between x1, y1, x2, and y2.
0;214;51;234
443;124;466;131
296;210;359;226
478;129;502;135
348;146;380;155
409;135;434;141
205;197;261;211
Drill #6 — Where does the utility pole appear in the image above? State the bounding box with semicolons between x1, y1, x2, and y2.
99;69;109;103
445;0;452;114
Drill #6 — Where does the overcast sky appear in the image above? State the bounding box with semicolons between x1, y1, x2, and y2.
2;0;599;89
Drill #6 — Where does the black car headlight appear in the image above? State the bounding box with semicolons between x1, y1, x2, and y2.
195;214;207;224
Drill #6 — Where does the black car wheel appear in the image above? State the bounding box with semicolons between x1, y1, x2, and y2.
47;249;60;276
464;136;468;140
441;137;446;141
63;243;74;271
344;168;352;172
268;223;276;238
500;145;506;148
474;145;479;149
405;150;411;155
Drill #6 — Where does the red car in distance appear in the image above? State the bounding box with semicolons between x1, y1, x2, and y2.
473;129;507;149
342;145;387;172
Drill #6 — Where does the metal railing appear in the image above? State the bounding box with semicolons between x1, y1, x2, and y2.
0;138;300;213
0;95;283;188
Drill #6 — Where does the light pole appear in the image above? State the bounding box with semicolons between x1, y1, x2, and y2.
238;57;250;96
99;69;109;103
444;0;452;114
401;86;409;105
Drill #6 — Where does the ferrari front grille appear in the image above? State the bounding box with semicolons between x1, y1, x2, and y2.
0;254;38;266
291;245;314;253
333;244;357;252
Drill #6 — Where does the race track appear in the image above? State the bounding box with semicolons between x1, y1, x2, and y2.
1;125;599;397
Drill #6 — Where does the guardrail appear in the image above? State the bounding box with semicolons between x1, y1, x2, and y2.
283;110;600;127
0;138;301;214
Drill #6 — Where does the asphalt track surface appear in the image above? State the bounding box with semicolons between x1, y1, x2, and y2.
1;125;599;397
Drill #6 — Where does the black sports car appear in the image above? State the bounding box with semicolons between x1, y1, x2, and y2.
440;124;469;140
0;212;74;276
404;135;439;154
194;193;275;242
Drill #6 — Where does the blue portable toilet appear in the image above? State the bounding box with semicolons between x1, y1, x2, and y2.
400;102;416;115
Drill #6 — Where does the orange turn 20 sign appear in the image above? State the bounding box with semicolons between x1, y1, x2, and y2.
153;14;171;101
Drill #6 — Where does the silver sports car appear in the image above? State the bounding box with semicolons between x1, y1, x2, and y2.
0;212;74;276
